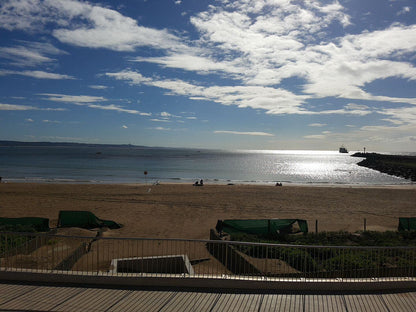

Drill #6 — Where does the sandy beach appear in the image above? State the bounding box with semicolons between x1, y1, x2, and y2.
1;183;415;239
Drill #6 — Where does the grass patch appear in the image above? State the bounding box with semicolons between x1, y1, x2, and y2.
230;230;416;246
230;231;416;277
0;225;37;255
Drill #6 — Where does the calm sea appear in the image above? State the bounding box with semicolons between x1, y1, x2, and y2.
0;145;412;186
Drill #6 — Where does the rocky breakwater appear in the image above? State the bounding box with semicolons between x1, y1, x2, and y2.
352;152;416;182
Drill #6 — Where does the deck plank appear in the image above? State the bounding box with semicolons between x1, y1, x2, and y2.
53;288;129;312
344;294;389;312
304;294;346;312
260;294;303;312
211;293;262;312
0;286;83;311
382;292;416;312
107;290;175;312
159;291;219;312
0;283;37;305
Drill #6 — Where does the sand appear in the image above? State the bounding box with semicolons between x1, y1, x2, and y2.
1;183;415;239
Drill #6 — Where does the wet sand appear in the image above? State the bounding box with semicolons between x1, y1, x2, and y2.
1;183;415;239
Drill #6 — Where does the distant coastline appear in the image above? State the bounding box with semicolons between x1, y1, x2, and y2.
0;140;144;148
352;152;416;182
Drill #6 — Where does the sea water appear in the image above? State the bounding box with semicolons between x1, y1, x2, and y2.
0;145;412;186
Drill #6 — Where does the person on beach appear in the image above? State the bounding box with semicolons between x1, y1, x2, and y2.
193;179;204;186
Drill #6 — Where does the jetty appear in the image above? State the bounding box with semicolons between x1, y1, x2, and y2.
352;152;416;181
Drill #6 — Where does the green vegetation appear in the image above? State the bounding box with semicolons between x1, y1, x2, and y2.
0;224;37;255
0;224;37;233
230;230;416;246
231;231;416;277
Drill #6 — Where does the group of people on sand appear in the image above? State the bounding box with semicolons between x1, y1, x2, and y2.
193;179;204;186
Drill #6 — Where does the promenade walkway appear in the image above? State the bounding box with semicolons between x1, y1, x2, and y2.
1;282;416;312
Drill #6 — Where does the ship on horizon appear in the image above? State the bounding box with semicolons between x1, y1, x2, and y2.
339;145;348;153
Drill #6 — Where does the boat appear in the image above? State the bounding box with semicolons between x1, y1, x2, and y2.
339;146;348;153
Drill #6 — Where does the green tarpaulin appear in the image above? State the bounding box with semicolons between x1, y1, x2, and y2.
58;211;122;229
216;219;308;236
398;217;416;231
0;217;50;232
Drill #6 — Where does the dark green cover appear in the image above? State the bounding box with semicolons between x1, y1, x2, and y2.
216;219;308;235
58;211;122;229
398;217;416;231
0;217;50;232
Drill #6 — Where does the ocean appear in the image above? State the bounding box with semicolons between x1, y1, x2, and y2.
0;145;412;186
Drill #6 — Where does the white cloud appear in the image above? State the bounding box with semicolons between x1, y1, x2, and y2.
304;134;326;139
151;118;171;123
122;125;128;129
132;54;242;76
107;70;380;116
0;0;184;52
302;25;416;102
106;70;308;115
214;130;274;136
40;93;106;104
106;70;152;85
380;106;416;124
153;126;171;131
0;70;74;79
0;103;37;110
42;119;61;123
160;112;172;118
0;103;65;111
40;93;150;115
25;118;34;122
128;0;416;112
345;103;370;110
89;85;108;90
0;41;67;67
87;103;150;115
397;6;411;16
0;45;50;67
313;103;373;116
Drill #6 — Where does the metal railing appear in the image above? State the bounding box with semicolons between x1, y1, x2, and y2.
1;231;415;282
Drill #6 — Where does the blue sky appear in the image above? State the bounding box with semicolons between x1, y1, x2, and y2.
0;0;415;151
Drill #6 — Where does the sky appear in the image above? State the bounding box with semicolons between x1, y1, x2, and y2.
0;0;416;152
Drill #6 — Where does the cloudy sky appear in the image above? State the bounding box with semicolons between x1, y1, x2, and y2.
0;0;415;151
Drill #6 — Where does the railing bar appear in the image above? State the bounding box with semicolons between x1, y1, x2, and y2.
2;231;415;250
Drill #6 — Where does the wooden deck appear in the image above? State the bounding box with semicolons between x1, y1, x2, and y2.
1;282;416;311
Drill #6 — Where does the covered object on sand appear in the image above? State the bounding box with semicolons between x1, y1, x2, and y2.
0;217;50;232
58;210;122;229
216;219;308;236
398;217;416;231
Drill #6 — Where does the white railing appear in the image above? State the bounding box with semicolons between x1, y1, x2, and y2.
1;231;415;283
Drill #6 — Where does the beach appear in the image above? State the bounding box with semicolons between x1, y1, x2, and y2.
1;183;415;239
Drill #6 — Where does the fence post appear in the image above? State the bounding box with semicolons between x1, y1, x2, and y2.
315;220;318;234
96;238;99;274
52;241;55;271
364;218;367;231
